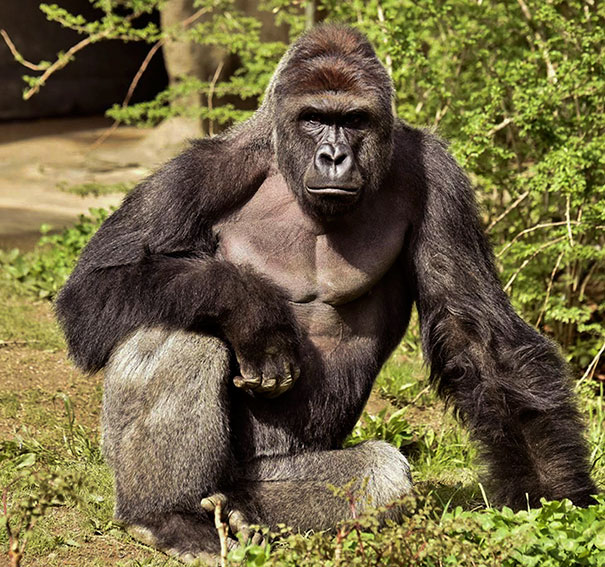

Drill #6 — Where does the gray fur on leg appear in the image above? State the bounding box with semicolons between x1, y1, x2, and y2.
102;327;233;523
232;440;412;530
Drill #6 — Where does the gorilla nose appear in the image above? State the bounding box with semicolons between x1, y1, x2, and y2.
315;143;353;179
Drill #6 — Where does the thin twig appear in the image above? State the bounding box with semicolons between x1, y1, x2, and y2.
497;221;575;258
578;261;597;302
578;341;605;387
207;60;225;137
1;30;46;71
535;249;564;327
377;5;393;78
516;0;557;83
91;39;164;149
503;236;565;292
214;502;228;567
410;385;431;405
486;190;529;232
23;30;113;100
91;5;211;147
486;116;513;137
565;194;574;246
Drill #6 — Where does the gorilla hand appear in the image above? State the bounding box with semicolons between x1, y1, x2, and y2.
233;345;301;397
222;277;301;398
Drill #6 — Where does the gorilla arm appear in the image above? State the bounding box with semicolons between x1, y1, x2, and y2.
410;131;596;508
55;126;300;393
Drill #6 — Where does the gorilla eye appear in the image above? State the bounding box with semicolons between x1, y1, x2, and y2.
299;112;324;125
342;112;369;129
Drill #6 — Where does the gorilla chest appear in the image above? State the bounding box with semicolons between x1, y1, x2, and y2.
214;175;408;307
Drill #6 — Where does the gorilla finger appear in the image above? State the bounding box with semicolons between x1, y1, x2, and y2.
251;532;264;546
255;374;278;394
228;509;250;535
233;374;262;390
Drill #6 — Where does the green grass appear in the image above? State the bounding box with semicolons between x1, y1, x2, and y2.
0;279;64;350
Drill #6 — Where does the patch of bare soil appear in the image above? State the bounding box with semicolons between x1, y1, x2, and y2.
0;346;101;436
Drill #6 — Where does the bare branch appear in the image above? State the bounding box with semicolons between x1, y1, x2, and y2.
23;30;111;100
91;39;164;149
497;221;576;258
377;5;393;78
486;190;529;232
92;4;212;147
207;60;225;137
0;30;46;71
535;249;564;327
565;194;574;246
486;116;513;137
503;236;565;292
578;341;605;387
516;0;557;83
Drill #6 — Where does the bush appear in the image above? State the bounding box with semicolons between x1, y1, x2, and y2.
1;208;110;299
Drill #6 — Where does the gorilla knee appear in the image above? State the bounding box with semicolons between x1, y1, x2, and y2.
105;327;230;390
356;441;413;510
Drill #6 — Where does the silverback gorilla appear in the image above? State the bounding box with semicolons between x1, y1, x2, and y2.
56;25;596;561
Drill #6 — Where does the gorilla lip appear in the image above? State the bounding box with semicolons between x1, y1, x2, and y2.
305;185;360;197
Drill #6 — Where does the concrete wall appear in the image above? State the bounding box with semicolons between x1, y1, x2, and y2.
0;0;167;120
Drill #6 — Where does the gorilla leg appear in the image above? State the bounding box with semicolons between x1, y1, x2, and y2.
102;327;233;557
228;441;413;530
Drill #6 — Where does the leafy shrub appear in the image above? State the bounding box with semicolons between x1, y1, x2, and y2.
0;208;110;300
345;408;415;450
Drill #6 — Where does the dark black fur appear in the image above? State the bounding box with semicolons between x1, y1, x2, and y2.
56;24;596;560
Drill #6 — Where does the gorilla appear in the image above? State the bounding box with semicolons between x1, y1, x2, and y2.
56;24;597;561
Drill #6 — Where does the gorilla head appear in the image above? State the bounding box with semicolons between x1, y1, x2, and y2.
268;26;395;219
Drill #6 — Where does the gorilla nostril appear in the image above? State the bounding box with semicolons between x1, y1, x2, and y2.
334;153;347;166
319;151;335;165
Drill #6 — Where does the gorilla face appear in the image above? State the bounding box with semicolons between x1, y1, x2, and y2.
299;105;368;211
274;95;394;220
270;28;395;220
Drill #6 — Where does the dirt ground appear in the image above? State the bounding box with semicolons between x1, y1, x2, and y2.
0;116;161;251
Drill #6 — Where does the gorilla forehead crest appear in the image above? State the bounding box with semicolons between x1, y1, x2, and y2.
271;25;394;110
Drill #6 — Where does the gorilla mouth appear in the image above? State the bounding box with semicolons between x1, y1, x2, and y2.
305;185;360;197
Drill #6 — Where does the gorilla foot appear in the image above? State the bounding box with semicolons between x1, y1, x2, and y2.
123;513;223;565
201;493;264;546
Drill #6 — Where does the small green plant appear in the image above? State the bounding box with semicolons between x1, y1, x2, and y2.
56;181;135;197
345;408;415;450
1;468;82;567
1;208;110;300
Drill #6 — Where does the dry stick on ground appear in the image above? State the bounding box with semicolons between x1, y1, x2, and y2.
92;5;212;148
